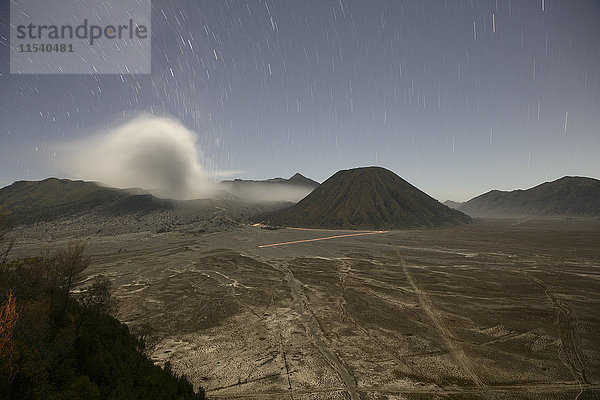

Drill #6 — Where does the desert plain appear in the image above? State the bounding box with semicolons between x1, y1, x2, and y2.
10;217;600;400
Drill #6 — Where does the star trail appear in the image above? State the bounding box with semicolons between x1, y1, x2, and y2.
1;0;599;201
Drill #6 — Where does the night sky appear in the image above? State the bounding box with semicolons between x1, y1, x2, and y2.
1;0;599;201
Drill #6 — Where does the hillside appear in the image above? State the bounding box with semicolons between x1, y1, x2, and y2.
265;167;471;229
0;178;182;225
0;178;292;235
458;176;600;217
0;178;129;224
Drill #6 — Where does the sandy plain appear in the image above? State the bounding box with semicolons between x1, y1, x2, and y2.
10;217;600;399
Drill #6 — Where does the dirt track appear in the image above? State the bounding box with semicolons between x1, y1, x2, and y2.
402;260;489;394
283;260;360;400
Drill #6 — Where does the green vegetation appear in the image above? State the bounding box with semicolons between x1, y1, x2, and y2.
0;223;204;399
266;167;471;229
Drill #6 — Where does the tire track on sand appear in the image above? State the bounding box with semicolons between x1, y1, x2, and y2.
524;271;589;400
400;256;491;399
281;261;361;400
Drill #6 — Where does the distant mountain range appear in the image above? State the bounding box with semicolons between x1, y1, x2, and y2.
3;173;597;228
218;173;319;203
443;200;463;210
265;167;471;229
455;176;600;217
222;173;319;187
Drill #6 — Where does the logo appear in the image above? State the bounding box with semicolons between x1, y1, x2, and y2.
10;0;151;74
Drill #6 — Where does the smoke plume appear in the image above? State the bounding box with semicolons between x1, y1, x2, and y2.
59;115;216;200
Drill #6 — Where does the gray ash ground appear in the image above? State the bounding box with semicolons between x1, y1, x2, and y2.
10;218;600;399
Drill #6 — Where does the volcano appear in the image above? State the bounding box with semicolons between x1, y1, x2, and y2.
265;167;471;229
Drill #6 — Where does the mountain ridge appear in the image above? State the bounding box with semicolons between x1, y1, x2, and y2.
458;176;600;217
0;178;190;225
220;172;318;187
0;176;302;226
218;172;318;203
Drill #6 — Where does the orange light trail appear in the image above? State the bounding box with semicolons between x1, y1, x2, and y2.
285;227;372;233
258;231;387;248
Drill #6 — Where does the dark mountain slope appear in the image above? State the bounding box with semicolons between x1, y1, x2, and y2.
0;178;129;224
0;178;292;230
265;167;471;229
459;176;600;217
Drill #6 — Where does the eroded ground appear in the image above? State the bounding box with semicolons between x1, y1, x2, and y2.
11;219;600;399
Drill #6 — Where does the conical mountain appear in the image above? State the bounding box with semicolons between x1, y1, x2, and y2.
286;173;319;187
266;167;471;229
